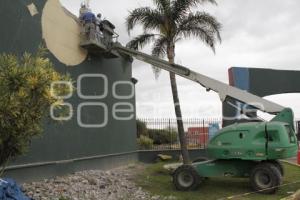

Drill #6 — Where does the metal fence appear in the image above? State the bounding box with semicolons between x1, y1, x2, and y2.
137;119;300;150
137;118;222;150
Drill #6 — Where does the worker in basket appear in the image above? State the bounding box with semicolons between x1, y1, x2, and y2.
79;5;96;41
95;13;103;40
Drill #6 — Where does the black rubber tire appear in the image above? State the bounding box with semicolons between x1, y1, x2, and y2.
250;162;282;194
267;160;284;177
173;165;202;191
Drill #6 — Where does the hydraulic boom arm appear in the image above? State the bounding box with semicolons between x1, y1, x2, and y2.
114;44;284;114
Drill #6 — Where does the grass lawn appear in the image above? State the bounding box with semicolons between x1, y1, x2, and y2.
134;162;300;200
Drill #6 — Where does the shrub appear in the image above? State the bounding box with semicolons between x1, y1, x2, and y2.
136;120;148;138
0;48;72;170
137;135;153;149
148;129;178;145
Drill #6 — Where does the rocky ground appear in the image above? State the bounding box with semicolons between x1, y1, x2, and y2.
22;164;176;200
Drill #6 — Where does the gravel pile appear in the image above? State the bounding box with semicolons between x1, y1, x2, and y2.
22;165;176;200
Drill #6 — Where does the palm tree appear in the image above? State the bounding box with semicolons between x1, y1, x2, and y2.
126;0;221;164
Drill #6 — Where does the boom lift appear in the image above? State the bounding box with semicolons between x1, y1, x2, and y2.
80;20;299;194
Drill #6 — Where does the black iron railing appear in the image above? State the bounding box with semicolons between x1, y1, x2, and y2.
137;118;222;150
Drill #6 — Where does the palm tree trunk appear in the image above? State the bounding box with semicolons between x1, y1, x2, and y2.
167;44;190;164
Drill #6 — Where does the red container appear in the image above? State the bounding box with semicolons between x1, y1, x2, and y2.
298;150;300;165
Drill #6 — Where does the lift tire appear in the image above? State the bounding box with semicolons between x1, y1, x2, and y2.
250;162;282;194
267;160;284;177
173;165;202;191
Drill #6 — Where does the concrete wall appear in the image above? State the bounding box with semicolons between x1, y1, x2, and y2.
138;149;208;163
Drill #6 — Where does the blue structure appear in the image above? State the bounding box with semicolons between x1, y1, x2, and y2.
208;123;220;141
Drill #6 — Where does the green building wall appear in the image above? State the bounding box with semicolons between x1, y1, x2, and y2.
0;0;137;182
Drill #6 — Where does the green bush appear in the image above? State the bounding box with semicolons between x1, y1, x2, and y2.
0;48;71;169
148;129;178;145
137;135;153;149
136;119;148;138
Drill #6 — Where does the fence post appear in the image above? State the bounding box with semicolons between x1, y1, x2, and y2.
168;118;171;150
202;119;205;149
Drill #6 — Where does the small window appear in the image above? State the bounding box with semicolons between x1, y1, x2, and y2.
285;125;295;143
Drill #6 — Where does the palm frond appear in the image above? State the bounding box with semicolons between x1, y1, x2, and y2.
172;0;217;22
152;36;168;58
126;7;163;34
151;36;168;78
152;0;171;14
179;25;217;53
126;34;157;50
178;11;222;42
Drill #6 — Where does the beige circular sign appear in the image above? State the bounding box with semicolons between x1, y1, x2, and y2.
42;0;87;66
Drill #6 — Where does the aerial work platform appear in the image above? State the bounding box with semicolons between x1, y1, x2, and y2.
79;20;119;58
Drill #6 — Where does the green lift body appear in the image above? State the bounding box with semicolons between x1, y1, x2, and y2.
208;108;297;161
80;21;298;190
192;107;298;178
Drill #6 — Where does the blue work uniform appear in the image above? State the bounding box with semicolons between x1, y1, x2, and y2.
81;12;96;23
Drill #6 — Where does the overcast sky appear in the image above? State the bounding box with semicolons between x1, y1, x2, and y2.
61;0;300;120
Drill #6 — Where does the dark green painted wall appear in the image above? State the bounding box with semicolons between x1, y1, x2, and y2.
5;152;138;183
0;0;137;170
249;68;300;96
